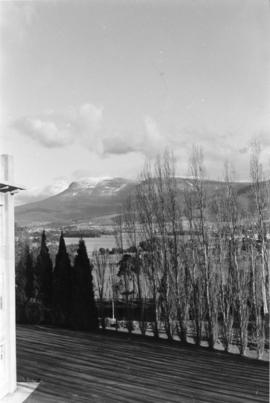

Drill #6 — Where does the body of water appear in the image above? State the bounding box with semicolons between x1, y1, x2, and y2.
64;235;128;255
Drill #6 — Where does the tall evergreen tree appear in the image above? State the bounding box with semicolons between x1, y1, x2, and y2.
35;231;53;316
24;244;34;302
16;242;27;323
53;232;72;326
15;241;34;322
70;239;98;331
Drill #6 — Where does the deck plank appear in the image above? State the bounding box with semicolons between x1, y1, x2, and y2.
16;325;269;403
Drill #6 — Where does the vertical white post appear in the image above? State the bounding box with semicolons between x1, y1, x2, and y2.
0;155;17;399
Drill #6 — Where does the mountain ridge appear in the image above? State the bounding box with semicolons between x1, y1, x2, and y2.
15;176;259;226
15;177;137;226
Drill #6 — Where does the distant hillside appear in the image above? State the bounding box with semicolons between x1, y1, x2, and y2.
15;177;263;226
15;178;136;226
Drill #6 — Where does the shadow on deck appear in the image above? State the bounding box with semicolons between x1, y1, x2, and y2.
17;325;269;403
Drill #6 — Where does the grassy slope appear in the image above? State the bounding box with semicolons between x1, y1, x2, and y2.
17;325;269;403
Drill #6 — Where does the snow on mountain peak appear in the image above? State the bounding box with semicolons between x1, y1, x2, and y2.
15;176;133;205
68;176;113;190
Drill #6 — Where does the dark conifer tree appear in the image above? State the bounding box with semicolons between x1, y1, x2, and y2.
70;239;98;331
35;230;53;316
15;242;27;322
15;241;34;322
24;244;34;302
53;232;72;326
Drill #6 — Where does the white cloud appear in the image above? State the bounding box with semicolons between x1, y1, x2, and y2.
13;117;73;147
12;106;166;158
12;103;104;148
144;116;160;142
13;102;264;179
142;115;166;156
102;135;139;155
101;115;165;157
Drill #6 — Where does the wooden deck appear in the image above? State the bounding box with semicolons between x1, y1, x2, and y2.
17;325;269;403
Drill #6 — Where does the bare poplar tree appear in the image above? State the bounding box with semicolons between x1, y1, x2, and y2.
183;179;204;345
249;141;269;357
213;162;237;352
237;246;251;356
114;209;125;252
250;141;268;315
123;196;147;335
161;151;191;343
153;154;175;340
189;145;217;349
92;248;109;330
136;163;161;338
249;237;265;359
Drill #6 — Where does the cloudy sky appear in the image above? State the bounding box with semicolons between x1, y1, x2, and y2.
0;0;270;204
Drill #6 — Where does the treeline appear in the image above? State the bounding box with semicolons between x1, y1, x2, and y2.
100;144;268;359
16;231;98;331
63;229;101;238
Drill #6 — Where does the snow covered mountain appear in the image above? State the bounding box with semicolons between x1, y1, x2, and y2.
15;176;260;226
15;177;137;226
